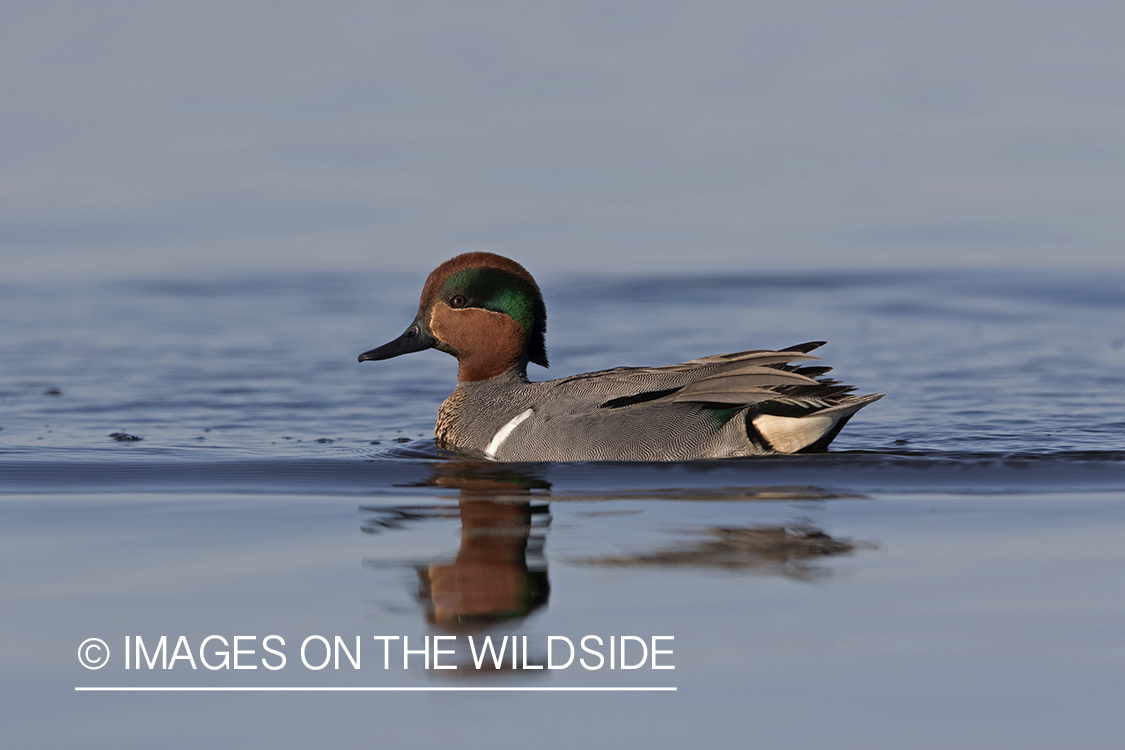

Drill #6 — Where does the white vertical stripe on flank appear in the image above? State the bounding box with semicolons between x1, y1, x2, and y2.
484;409;533;459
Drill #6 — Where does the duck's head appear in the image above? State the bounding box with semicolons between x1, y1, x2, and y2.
358;252;548;382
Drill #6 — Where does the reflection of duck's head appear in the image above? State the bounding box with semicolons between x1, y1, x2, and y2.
419;500;549;631
415;464;550;631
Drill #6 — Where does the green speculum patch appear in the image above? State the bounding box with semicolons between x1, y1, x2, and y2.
705;406;741;432
443;268;537;331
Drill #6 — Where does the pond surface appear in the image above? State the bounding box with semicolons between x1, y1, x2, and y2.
2;268;1123;748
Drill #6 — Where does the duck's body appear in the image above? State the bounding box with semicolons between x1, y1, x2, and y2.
360;252;882;461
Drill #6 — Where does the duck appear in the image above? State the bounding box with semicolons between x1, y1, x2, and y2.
359;252;882;461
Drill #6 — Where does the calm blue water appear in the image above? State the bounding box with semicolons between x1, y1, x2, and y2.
2;268;1124;748
3;269;1124;477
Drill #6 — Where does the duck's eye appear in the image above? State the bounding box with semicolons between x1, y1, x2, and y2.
449;294;468;308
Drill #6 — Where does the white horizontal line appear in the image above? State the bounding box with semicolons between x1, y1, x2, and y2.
76;686;676;692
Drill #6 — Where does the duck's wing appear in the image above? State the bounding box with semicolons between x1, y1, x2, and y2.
578;343;879;417
664;342;882;413
523;343;882;457
666;357;826;406
542;346;828;409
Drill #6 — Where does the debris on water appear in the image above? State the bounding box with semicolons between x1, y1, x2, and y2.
44;388;62;396
316;438;334;443
395;437;411;443
369;441;381;445
108;432;143;442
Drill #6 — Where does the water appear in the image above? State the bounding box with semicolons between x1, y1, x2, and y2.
3;268;1124;748
5;268;1124;464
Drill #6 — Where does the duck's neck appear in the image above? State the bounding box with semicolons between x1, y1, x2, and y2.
453;366;529;390
456;354;528;383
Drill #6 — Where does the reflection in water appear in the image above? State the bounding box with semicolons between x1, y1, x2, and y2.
577;524;866;581
553;486;865;502
361;463;873;630
363;463;551;630
417;499;550;629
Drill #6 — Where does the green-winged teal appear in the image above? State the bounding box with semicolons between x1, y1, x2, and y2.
359;252;882;461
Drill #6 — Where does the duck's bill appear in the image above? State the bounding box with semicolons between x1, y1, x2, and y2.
358;323;435;362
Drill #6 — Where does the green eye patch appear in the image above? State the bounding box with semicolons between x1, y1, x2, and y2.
442;268;538;332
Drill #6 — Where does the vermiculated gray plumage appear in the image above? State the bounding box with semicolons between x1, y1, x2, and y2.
436;342;883;461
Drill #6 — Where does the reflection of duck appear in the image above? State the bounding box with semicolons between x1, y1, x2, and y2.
359;252;882;460
363;464;551;630
361;464;871;630
418;499;549;630
578;523;865;581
